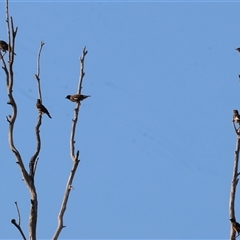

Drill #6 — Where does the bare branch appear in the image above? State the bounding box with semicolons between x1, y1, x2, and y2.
27;41;47;240
10;201;27;240
30;41;45;177
11;219;27;240
2;2;39;239
34;41;44;101
5;0;10;61
52;151;80;240
229;135;240;239
53;47;88;239
77;46;88;94
70;47;88;159
2;0;29;185
14;201;21;225
29;116;42;177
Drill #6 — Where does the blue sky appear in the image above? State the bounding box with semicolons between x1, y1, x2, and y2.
0;1;239;239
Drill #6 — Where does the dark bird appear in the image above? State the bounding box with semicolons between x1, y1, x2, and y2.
230;219;240;235
0;40;16;55
65;94;90;103
36;99;52;119
233;110;240;124
236;48;240;53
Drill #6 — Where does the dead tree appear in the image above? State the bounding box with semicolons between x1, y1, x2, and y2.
1;0;89;239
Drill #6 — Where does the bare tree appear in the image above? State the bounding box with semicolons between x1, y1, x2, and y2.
1;1;89;239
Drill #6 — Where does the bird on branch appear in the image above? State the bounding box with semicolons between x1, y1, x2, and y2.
233;110;240;124
0;40;16;55
65;94;90;103
36;99;52;119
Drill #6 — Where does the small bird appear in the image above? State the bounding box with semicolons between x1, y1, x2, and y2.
233;110;240;124
230;219;240;235
0;40;16;55
36;99;52;119
236;48;240;53
65;94;90;103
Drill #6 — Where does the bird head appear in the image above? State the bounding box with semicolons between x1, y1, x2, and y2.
65;95;71;99
233;110;239;114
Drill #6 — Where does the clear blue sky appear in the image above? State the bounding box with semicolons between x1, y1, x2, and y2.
0;1;239;239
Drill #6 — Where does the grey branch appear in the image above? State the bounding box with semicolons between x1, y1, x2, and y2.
229;136;240;240
11;202;27;240
77;46;88;94
52;47;88;240
11;219;27;240
30;41;45;177
2;2;38;239
71;46;88;159
34;41;45;101
52;151;80;240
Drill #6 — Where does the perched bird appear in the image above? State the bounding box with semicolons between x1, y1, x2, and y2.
65;94;90;103
36;99;52;119
233;110;240;124
230;219;240;235
0;40;16;55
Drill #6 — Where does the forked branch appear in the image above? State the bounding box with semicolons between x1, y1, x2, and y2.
11;202;27;240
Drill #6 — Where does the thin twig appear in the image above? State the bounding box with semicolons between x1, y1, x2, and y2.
11;201;27;240
11;219;27;240
34;41;45;101
6;0;10;63
77;46;88;94
14;201;21;225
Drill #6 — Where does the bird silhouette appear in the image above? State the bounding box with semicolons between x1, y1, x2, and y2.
0;40;16;55
65;94;90;103
36;99;52;119
233;110;240;124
